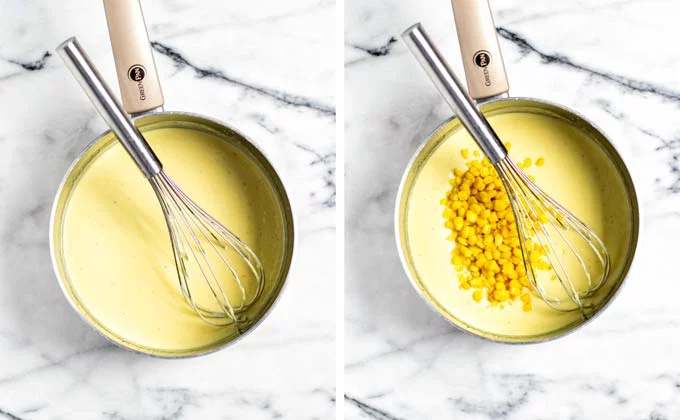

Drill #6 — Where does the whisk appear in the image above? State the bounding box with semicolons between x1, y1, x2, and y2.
57;38;264;328
403;24;610;315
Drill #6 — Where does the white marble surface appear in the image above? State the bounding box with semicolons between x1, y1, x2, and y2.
345;0;680;418
0;0;334;418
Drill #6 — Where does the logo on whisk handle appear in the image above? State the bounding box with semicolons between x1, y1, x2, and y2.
473;50;491;68
473;50;492;87
127;65;147;101
128;65;146;82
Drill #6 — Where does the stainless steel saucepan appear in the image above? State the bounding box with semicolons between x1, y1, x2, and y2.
395;0;640;343
50;0;296;357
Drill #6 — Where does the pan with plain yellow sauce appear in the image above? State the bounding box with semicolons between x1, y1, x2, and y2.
51;114;295;357
50;0;297;358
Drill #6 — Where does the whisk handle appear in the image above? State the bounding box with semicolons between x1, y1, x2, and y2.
103;0;165;115
450;0;509;100
57;37;162;178
402;24;507;163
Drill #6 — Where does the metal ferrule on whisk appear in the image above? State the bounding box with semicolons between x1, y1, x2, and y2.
402;24;507;163
57;37;163;179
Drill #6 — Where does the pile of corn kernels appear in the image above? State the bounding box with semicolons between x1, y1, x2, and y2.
441;145;549;312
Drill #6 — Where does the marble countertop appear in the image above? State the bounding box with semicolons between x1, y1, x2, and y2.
345;0;680;418
0;0;334;418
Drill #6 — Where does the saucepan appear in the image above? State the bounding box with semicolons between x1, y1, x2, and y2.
395;0;639;343
50;0;296;357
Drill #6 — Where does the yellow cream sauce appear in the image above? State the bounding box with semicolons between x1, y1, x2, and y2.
60;126;285;354
402;112;633;340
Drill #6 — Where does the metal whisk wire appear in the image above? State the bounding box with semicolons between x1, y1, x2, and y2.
403;24;611;316
151;171;265;327
496;158;609;314
57;38;265;329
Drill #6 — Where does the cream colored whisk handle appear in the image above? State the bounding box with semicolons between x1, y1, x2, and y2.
103;0;164;114
450;0;509;100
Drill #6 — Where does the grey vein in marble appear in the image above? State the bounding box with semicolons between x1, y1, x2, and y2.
158;0;334;39
0;408;25;420
349;37;398;57
6;51;51;71
0;344;115;387
151;41;336;116
496;26;680;102
345;37;399;66
449;374;537;419
345;330;457;370
344;395;404;420
0;51;52;81
295;142;336;208
588;97;680;196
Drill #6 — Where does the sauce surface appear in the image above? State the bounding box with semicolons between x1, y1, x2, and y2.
402;111;634;339
59;126;286;353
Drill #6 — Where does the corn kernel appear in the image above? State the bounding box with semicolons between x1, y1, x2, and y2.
536;157;545;166
493;289;509;302
441;153;552;311
472;290;483;302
